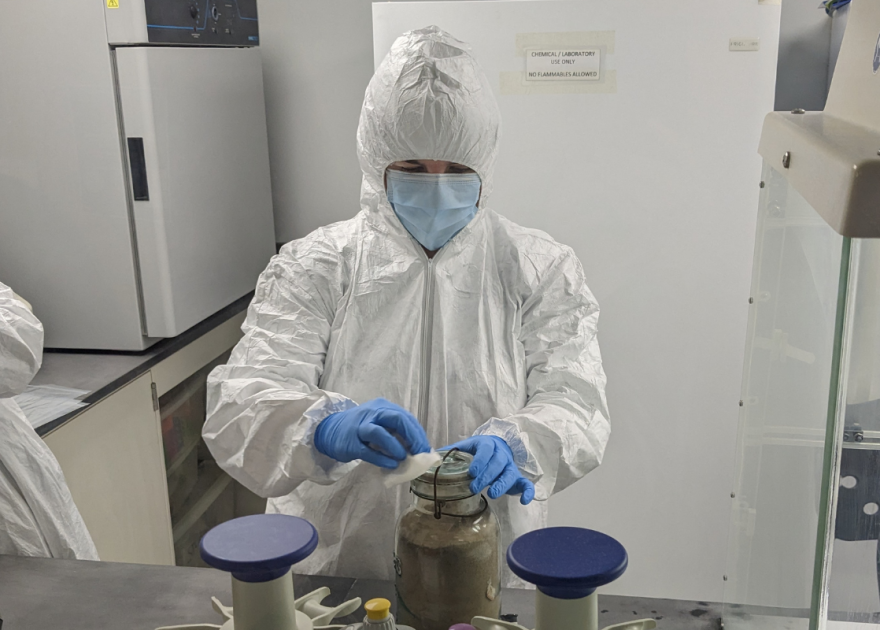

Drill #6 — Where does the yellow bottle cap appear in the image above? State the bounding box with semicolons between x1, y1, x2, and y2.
365;598;391;621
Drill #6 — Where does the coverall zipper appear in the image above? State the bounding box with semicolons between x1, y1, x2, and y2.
417;257;436;427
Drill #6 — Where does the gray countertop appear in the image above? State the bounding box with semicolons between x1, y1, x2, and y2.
31;349;161;394
0;555;722;629
28;294;251;437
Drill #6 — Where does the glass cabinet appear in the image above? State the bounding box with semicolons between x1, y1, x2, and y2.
722;3;880;627
722;165;880;628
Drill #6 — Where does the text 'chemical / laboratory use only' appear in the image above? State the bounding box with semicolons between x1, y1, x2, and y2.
525;48;601;81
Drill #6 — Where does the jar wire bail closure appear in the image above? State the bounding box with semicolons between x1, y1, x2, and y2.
433;448;460;519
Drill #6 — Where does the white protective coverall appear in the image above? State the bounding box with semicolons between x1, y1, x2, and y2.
204;26;609;583
0;281;98;559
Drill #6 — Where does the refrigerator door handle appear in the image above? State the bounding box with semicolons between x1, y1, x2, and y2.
127;137;150;201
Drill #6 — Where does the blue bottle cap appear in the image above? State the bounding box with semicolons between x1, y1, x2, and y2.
506;527;628;599
200;514;318;583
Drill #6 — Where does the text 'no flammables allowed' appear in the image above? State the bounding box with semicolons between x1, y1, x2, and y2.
526;49;601;82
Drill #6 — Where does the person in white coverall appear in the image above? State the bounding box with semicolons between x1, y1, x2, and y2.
204;26;609;583
0;281;98;559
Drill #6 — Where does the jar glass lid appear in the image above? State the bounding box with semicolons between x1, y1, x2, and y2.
411;450;475;500
425;450;472;480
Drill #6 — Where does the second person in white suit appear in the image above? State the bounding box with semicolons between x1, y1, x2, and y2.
0;281;97;559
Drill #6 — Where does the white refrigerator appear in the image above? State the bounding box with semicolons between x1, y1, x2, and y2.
0;0;276;350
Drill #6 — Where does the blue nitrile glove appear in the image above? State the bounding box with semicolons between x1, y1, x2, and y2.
442;435;535;505
314;398;430;469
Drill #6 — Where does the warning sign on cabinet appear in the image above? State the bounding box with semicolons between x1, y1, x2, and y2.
525;49;601;81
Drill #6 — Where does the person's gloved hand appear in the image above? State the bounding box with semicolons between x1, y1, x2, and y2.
442;436;535;505
314;398;430;469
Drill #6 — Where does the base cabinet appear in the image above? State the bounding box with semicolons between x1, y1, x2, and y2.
44;373;174;565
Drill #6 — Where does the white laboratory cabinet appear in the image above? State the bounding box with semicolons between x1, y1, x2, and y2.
0;0;276;350
44;307;265;566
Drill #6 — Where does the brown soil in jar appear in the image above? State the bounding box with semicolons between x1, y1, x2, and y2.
395;504;501;630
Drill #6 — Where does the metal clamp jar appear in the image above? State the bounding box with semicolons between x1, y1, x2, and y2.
393;450;502;630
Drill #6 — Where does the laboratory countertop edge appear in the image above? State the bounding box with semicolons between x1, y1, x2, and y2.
31;293;252;437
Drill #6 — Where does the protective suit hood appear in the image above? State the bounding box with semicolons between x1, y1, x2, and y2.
357;26;501;221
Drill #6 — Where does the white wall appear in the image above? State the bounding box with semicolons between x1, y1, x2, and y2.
257;1;848;239
258;0;840;241
258;0;375;243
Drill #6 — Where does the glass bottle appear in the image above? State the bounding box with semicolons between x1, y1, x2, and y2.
394;450;502;630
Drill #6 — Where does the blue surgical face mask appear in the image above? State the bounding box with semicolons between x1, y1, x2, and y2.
385;169;481;251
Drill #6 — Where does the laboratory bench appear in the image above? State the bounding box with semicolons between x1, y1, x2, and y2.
18;296;727;629
30;294;264;569
0;554;723;630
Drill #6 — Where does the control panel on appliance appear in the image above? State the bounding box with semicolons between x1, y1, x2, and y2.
145;0;259;46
